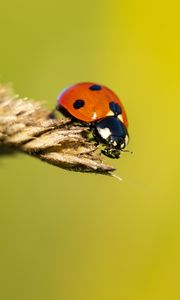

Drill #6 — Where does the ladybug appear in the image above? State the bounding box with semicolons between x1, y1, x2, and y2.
57;82;129;158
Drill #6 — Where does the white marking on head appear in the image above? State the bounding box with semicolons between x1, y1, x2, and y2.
120;143;125;149
118;114;123;122
98;127;111;140
112;140;117;146
125;134;129;145
107;111;114;117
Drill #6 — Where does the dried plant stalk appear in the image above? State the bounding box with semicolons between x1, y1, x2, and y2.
0;84;115;175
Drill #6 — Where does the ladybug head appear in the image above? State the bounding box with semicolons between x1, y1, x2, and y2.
92;116;129;159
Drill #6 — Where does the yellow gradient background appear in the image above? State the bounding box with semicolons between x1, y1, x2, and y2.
0;1;180;299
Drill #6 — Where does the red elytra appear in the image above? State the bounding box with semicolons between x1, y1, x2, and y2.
57;82;128;127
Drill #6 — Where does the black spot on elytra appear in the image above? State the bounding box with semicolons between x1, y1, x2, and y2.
109;101;122;116
73;99;85;109
89;84;102;91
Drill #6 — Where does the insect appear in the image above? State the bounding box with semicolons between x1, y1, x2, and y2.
57;82;129;158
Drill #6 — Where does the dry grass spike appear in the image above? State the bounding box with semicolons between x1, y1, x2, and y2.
0;84;116;176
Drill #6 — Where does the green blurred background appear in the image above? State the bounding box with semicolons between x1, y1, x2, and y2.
0;1;180;299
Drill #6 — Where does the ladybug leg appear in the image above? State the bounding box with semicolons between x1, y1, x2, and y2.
47;107;57;119
85;128;99;147
102;145;121;159
89;124;100;144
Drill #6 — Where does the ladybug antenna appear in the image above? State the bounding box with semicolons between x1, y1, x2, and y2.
121;149;133;154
